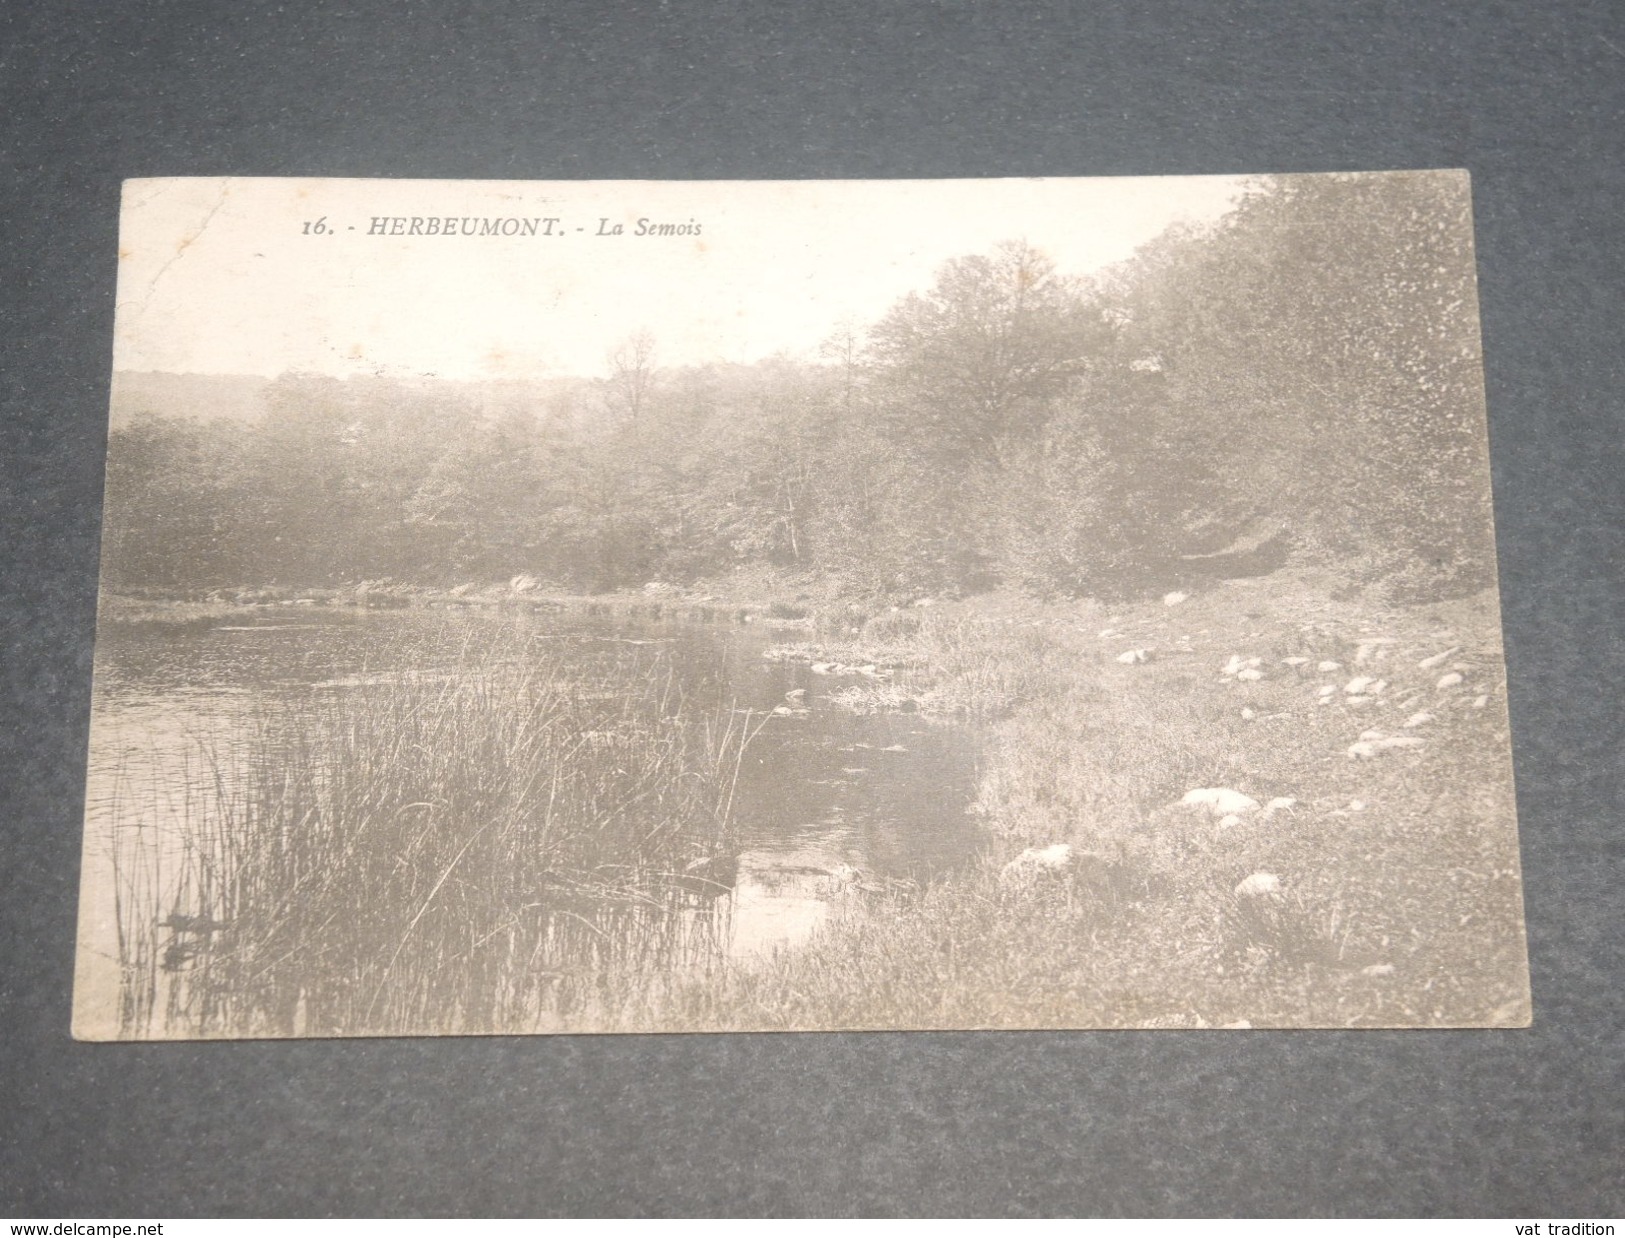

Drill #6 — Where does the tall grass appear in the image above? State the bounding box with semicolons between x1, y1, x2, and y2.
112;641;756;1038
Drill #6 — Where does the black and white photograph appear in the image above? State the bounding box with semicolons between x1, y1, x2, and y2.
74;172;1530;1040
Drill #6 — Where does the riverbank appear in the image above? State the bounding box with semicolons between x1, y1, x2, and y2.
629;570;1529;1030
96;575;831;635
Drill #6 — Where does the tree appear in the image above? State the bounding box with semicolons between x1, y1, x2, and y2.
603;329;657;426
1104;171;1494;596
868;241;1099;466
102;414;248;588
861;241;1109;592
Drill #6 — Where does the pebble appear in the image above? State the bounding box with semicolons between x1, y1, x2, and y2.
1418;646;1461;670
1235;872;1281;897
1181;787;1262;816
1348;736;1425;759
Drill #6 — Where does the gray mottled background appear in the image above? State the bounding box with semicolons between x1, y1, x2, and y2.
1;0;1620;1217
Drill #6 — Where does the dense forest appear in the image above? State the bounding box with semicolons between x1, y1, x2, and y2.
101;172;1494;605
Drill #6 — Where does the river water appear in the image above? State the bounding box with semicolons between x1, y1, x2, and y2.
75;605;986;1036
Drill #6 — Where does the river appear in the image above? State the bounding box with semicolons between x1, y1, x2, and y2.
75;604;986;1037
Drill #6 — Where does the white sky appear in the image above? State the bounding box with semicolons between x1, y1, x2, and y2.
112;175;1247;382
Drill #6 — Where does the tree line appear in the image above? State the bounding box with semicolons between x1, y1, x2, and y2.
102;172;1496;604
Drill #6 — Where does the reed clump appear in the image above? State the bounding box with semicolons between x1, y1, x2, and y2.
115;640;753;1038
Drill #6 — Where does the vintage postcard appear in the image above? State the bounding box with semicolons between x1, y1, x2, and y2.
76;173;1530;1038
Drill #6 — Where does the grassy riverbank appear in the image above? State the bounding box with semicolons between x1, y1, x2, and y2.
640;571;1529;1030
